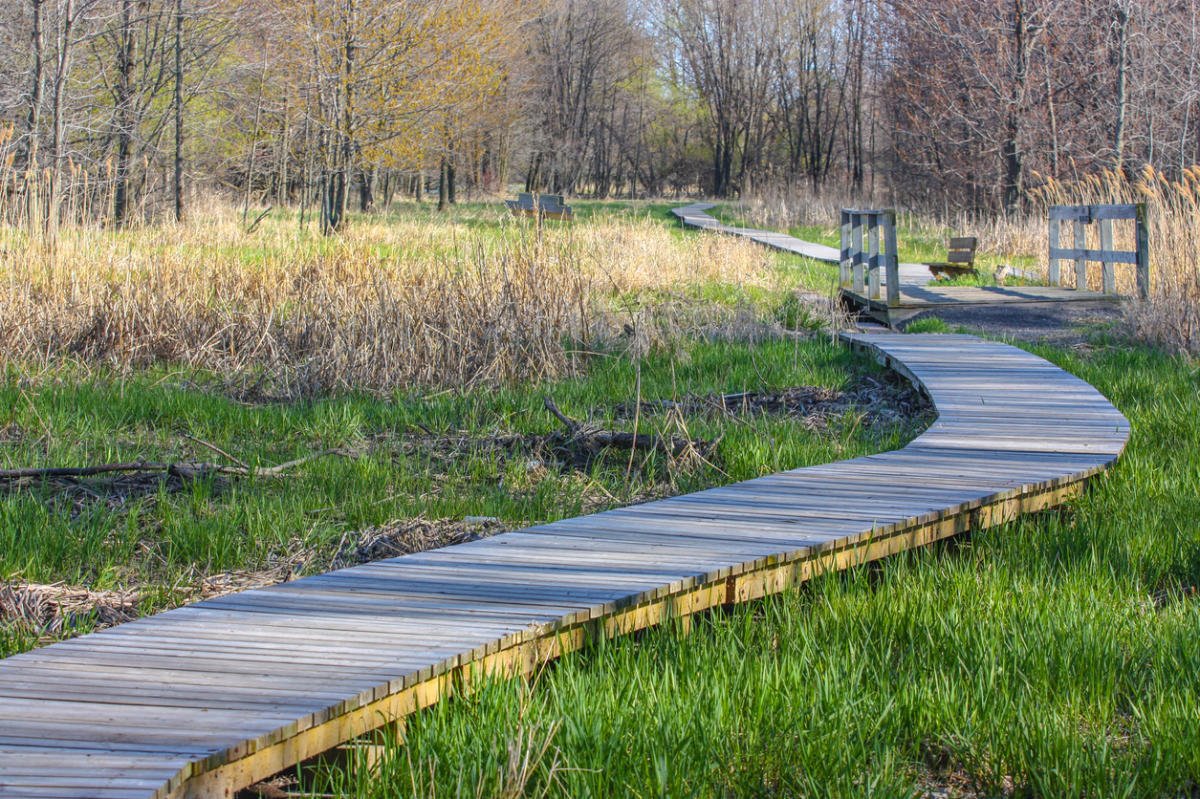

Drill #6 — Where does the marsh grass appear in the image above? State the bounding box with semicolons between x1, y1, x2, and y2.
0;199;785;396
0;336;928;657
307;342;1200;799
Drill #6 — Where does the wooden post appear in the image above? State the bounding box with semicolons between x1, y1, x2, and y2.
839;210;851;289
867;216;881;301
1135;202;1150;299
1073;217;1088;290
883;210;900;308
851;213;865;295
1098;217;1115;294
1048;217;1061;286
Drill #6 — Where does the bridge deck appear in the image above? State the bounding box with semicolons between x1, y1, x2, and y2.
0;333;1130;798
841;283;1119;325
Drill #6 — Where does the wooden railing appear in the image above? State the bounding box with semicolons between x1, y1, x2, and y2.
839;209;899;307
1048;204;1149;299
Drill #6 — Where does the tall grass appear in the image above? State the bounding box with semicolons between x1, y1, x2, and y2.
0;202;778;395
1030;167;1200;356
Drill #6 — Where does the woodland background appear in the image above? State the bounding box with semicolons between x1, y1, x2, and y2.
1;0;1198;231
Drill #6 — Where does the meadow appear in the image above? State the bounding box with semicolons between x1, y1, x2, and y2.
1;194;1197;798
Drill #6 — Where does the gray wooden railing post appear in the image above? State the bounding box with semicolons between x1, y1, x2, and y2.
1073;216;1088;290
883;210;900;308
839;210;851;288
851;213;865;295
1098;217;1116;294
1135;203;1150;300
867;216;881;301
1048;217;1061;286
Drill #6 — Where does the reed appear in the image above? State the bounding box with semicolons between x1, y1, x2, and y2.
0;201;777;395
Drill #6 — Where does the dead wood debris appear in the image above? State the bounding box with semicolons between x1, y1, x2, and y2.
330;516;507;568
0;448;350;516
542;397;715;463
0;581;141;635
613;374;932;431
0;448;347;482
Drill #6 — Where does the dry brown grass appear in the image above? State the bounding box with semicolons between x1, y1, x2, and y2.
0;200;777;395
1030;166;1200;356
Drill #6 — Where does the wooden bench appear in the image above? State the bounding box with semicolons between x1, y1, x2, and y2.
924;236;978;279
505;192;573;221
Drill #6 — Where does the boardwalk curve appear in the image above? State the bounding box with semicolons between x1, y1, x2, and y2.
0;333;1129;798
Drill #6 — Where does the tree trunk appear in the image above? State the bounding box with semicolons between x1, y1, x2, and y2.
358;166;374;211
437;158;448;211
1044;50;1059;177
1113;0;1130;172
24;0;46;173
48;0;74;228
113;0;134;226
173;0;184;222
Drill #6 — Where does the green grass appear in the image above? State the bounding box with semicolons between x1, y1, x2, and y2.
0;336;923;658
6;198;1196;795
307;341;1200;799
904;316;951;334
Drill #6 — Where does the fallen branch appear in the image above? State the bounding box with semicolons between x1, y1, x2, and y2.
0;448;346;482
543;398;711;459
245;205;273;234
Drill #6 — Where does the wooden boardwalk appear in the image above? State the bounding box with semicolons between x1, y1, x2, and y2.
671;202;936;285
0;333;1129;798
842;283;1118;326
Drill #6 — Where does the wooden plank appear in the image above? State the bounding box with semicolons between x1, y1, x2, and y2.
851;213;865;294
883;209;900;308
1048;216;1061;285
1049;247;1138;265
839;210;851;288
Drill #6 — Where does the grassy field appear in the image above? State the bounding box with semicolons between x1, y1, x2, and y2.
0;200;923;658
2;197;1197;797
306;336;1200;799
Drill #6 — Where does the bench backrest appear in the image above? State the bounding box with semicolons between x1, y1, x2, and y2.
947;237;977;264
513;193;566;212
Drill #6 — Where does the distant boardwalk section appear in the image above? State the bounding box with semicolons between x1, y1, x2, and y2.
0;333;1129;798
671;202;935;285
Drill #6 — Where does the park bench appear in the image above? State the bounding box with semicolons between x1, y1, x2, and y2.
924;236;978;279
505;192;574;221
